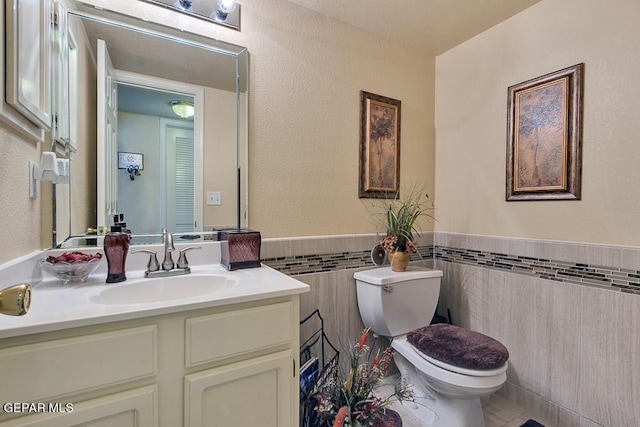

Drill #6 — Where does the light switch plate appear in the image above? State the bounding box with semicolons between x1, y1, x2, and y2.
207;191;222;206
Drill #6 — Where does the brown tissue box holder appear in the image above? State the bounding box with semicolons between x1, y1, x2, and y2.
220;229;261;271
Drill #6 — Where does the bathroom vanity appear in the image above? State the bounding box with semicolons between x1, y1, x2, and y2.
0;246;308;426
0;0;284;423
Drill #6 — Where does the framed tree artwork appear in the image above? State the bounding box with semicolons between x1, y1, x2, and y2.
506;63;584;201
359;91;401;199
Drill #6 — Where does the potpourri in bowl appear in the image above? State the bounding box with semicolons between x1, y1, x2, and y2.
40;252;104;284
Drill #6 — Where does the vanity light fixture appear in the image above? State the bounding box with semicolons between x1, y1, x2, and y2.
170;100;195;119
29;151;58;199
212;0;237;22
173;0;193;12
142;0;241;31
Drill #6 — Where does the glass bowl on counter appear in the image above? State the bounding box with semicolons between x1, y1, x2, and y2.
40;252;104;284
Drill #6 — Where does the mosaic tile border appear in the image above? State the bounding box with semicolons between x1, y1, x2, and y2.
263;240;640;296
262;246;434;276
437;246;640;295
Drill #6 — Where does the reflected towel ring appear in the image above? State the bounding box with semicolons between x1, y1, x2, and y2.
127;165;141;180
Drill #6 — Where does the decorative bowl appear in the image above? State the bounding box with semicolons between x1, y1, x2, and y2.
40;252;104;284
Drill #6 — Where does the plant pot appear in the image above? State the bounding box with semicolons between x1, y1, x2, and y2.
352;409;403;427
374;409;403;427
388;251;410;272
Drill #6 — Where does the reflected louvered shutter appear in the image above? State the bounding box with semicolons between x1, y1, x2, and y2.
174;136;195;232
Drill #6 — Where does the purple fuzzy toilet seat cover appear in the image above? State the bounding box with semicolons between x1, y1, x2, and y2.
407;324;509;370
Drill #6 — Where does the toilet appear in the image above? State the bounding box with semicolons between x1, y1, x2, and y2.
354;266;509;427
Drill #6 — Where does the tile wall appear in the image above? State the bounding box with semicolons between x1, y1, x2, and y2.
262;234;434;374
263;232;640;427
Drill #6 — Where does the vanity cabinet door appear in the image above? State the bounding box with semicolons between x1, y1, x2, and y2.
0;385;157;427
184;350;293;427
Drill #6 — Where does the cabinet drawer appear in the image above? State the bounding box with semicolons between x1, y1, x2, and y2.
0;325;157;403
186;301;292;367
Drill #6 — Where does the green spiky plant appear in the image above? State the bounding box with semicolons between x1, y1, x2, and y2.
377;188;434;253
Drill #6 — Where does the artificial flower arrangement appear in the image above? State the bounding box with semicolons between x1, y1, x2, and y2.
313;328;413;427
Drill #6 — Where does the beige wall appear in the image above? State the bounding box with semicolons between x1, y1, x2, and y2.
69;11;98;239
80;0;436;239
203;87;238;229
241;1;435;238
434;0;640;246
0;0;435;264
0;127;41;262
4;0;637;250
433;1;640;424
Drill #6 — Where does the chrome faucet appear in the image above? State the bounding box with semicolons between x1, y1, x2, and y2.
132;229;201;278
162;228;175;270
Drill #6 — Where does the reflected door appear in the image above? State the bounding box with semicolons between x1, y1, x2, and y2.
97;39;118;229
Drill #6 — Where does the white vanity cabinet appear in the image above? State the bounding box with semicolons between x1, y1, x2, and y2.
0;296;301;427
184;301;297;426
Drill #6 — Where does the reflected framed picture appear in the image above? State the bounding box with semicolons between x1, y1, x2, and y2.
359;91;401;199
117;152;144;170
506;63;584;201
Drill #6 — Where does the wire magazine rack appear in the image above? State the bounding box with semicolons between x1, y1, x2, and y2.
299;309;340;427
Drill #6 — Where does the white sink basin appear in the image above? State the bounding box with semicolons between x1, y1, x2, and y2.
91;274;236;305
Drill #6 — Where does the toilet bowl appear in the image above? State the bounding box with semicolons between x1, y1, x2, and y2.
353;266;509;427
392;335;507;427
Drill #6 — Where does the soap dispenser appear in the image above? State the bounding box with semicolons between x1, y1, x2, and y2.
104;224;130;283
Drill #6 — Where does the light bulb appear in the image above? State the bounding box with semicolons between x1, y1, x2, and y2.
173;0;193;12
213;0;237;21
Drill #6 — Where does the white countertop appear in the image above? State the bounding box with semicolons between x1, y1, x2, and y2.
0;263;309;339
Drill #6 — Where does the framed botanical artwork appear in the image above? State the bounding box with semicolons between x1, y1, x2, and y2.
506;63;584;201
359;91;401;199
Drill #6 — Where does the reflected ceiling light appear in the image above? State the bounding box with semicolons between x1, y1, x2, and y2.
170;100;194;119
212;0;237;22
173;0;193;12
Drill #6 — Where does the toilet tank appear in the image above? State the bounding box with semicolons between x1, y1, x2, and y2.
354;266;443;337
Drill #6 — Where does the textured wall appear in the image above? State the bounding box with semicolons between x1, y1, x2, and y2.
202;87;237;229
265;231;640;426
0;126;41;263
434;0;640;246
0;0;435;264
69;12;97;238
435;232;640;427
81;0;436;239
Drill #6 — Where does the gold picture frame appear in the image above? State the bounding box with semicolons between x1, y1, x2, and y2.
506;63;584;201
359;91;401;199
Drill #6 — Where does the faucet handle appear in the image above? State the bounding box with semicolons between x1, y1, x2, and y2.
131;249;160;272
177;246;202;269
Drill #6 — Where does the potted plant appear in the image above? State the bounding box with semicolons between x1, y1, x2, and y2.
376;188;434;272
313;328;412;426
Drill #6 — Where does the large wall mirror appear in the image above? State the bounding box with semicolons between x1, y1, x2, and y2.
51;1;248;248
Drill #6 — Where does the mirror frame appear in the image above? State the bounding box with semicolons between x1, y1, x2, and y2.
51;1;249;248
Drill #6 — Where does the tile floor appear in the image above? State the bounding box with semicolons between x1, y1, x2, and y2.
482;395;552;427
378;380;552;427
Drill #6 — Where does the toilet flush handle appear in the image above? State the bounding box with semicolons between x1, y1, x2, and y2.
383;284;393;293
